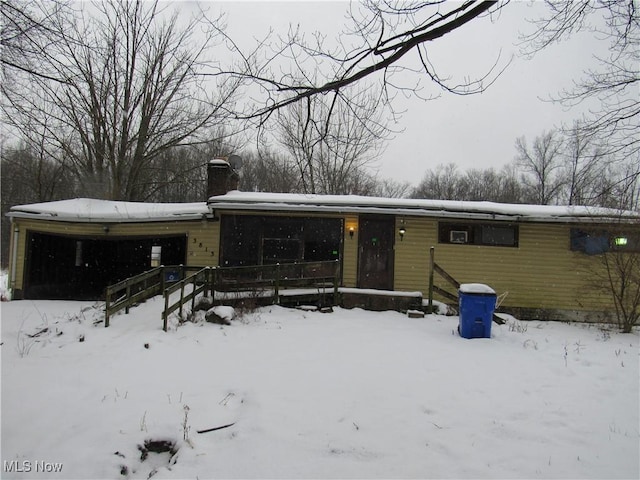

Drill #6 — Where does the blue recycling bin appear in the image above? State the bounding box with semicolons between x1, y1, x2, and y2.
458;284;497;339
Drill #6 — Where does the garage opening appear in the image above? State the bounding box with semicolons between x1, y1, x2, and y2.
24;232;187;300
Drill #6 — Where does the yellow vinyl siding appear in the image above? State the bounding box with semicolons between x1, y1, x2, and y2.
342;214;358;287
436;225;548;309
186;221;220;266
399;220;617;312
368;216;617;313
394;216;436;292
9;218;214;292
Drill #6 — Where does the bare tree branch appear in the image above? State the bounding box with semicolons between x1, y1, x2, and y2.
521;1;640;162
208;0;505;124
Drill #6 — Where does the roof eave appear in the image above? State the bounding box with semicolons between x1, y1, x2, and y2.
7;211;208;223
207;201;640;224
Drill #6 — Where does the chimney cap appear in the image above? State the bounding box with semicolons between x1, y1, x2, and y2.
208;158;231;166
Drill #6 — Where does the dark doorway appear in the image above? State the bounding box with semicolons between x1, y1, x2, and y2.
358;215;395;290
24;233;187;299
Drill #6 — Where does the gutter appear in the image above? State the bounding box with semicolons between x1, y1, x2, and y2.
207;201;640;225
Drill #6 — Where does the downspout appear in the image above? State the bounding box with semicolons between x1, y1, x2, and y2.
10;221;19;293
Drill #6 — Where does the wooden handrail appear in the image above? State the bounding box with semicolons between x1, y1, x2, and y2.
161;260;341;331
162;267;210;331
106;260;341;331
427;246;460;312
104;266;166;327
104;265;201;326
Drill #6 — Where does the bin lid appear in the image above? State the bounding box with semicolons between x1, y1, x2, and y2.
459;283;496;295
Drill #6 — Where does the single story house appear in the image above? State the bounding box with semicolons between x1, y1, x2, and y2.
6;161;640;321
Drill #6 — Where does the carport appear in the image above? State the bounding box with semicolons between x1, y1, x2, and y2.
24;232;187;299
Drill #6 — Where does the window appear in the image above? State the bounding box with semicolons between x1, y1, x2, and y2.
221;215;342;266
570;229;609;255
439;222;519;247
570;228;640;255
482;225;517;246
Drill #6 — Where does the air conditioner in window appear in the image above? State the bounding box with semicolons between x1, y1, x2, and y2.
449;230;468;244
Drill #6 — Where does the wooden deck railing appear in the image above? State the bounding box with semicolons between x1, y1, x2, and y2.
104;260;341;330
162;260;341;331
104;265;201;327
162;267;211;331
105;266;165;327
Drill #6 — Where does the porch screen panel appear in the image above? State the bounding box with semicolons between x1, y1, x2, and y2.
303;218;341;262
220;215;342;266
262;217;303;264
220;215;261;266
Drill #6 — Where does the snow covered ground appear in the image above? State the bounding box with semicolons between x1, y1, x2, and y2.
1;293;638;479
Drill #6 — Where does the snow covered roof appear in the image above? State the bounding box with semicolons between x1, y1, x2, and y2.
7;193;639;224
8;198;209;223
208;191;640;224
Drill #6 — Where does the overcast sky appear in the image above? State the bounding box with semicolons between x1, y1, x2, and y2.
214;1;608;186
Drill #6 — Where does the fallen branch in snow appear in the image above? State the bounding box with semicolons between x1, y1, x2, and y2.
197;422;235;434
218;392;235;406
26;327;49;338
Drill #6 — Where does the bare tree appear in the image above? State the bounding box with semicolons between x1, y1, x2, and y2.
412;163;461;200
238;150;300;193
217;0;505;124
598;160;640;211
369;177;412;198
494;163;527;204
1;142;76;266
144;129;241;202
274;88;389;195
522;1;639;164
603;249;640;333
582;225;640;333
412;163;525;202
2;0;241;201
459;168;500;201
559;121;614;206
515;131;565;205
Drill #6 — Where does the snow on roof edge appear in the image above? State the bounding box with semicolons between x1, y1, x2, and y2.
8;198;209;223
7;192;640;224
207;191;640;224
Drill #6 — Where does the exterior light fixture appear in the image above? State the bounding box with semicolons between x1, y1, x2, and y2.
398;218;407;241
103;225;110;234
614;236;628;246
349;226;355;239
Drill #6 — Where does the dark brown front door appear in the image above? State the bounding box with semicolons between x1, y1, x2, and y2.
358;215;394;290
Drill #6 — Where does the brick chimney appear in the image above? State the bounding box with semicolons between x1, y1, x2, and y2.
207;158;239;198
